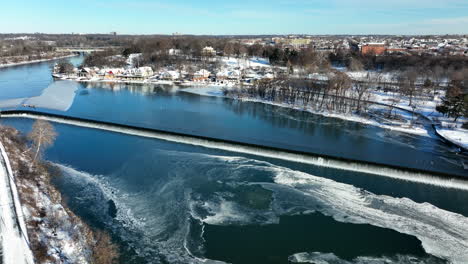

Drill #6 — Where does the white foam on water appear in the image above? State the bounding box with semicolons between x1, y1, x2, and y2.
56;164;145;230
55;163;226;264
270;165;468;264
3;112;468;192
171;152;468;264
197;198;278;226
50;149;468;264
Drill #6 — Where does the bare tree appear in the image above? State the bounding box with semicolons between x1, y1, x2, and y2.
432;65;445;92
348;57;364;71
56;61;74;74
28;120;57;164
398;69;418;106
354;74;372;113
223;42;234;59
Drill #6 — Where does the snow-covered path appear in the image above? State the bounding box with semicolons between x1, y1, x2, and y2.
0;142;34;264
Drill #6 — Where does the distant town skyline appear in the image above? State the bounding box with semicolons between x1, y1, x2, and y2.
2;0;468;35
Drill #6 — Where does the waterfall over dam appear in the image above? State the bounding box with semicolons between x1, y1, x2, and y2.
1;110;467;191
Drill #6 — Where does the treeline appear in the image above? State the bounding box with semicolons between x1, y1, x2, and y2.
82;50;127;68
330;49;468;73
80;36;334;73
225;67;468;123
0;39;55;57
224;71;373;115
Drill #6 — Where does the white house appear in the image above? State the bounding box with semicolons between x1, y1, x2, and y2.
136;66;154;77
193;69;211;81
202;46;216;56
160;70;180;80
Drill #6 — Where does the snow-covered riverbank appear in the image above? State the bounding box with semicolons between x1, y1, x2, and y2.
0;54;77;69
0;142;34;264
0;126;118;264
182;86;467;150
182;86;431;137
371;90;467;150
436;128;468;150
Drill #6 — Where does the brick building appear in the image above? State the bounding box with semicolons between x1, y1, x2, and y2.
361;43;386;55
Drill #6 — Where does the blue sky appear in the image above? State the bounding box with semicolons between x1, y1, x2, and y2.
1;0;468;35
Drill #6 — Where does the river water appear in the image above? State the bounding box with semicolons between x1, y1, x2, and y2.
1;56;467;264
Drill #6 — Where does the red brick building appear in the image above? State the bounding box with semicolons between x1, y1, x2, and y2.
361;43;386;55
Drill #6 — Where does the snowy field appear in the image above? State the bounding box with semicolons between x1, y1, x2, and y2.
371;90;467;149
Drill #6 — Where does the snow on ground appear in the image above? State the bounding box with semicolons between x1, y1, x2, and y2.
370;90;468;149
220;56;272;69
181;86;430;137
0;128;96;264
436;128;468;150
0;142;34;264
243;97;430;137
346;71;398;82
184;83;468;142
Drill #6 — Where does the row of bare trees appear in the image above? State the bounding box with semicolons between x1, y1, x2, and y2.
224;71;373;114
225;65;468;123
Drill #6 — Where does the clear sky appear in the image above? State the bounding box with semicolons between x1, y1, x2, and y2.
1;0;468;35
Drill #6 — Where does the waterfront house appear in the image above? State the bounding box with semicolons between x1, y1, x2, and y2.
193;69;211;81
105;70;115;79
216;69;229;80
137;66;154;77
160;70;180;80
78;68;91;78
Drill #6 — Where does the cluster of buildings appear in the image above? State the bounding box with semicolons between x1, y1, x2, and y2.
54;65;155;81
53;56;280;85
237;36;350;51
234;35;468;56
360;37;468;56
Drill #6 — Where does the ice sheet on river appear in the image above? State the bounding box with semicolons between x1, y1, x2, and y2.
0;97;27;108
24;80;78;111
53;150;468;264
0;80;78;111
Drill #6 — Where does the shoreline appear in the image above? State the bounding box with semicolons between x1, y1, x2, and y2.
236;97;466;151
434;126;468;152
180;86;432;137
0;54;77;69
53;73;247;87
46;75;468;150
182;87;467;150
63;77;429;137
